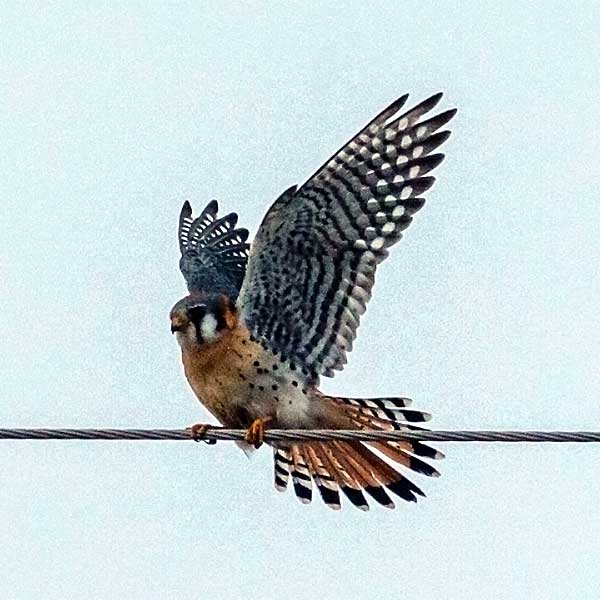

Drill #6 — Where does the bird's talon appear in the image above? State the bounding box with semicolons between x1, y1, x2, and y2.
187;423;215;444
244;418;270;449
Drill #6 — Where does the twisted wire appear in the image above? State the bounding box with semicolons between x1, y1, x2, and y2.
1;428;600;443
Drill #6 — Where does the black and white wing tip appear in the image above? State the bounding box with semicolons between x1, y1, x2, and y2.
178;199;250;294
237;92;457;378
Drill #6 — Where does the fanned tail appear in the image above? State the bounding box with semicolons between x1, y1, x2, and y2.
272;396;443;511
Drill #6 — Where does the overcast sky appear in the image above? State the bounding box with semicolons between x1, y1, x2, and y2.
1;2;599;599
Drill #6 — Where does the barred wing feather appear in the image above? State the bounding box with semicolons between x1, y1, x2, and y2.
178;200;250;299
238;93;456;377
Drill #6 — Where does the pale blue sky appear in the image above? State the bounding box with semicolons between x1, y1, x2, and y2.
1;2;599;599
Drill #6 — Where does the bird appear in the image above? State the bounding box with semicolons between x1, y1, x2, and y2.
170;92;456;510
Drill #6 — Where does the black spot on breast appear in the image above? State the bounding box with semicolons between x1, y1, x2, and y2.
272;364;278;371
253;361;260;367
292;381;298;387
258;385;265;392
272;384;278;391
248;383;255;389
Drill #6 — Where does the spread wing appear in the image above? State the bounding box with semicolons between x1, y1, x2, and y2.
178;200;250;299
238;93;456;377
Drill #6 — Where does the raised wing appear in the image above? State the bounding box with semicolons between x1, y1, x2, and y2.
238;93;456;377
178;200;250;299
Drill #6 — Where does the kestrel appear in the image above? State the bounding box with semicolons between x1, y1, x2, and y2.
170;93;456;510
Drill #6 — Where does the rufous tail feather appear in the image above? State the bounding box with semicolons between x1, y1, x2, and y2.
272;395;443;510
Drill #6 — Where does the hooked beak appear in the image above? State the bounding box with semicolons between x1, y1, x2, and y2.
171;323;182;334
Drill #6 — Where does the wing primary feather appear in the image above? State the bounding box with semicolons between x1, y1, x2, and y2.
237;93;456;376
300;94;411;188
178;201;194;253
186;200;219;249
178;199;250;297
412;108;458;137
200;213;239;245
394;91;444;124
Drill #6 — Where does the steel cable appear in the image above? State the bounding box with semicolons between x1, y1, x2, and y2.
1;428;600;443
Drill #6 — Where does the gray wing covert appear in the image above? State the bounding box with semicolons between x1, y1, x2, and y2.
238;93;456;377
178;200;250;299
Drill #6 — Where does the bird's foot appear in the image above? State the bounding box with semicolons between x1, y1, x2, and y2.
186;423;217;445
244;417;272;449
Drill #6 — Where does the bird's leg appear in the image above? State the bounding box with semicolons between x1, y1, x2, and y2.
244;417;272;449
186;423;217;444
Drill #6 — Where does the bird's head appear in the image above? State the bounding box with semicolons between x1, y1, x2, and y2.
169;293;237;350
